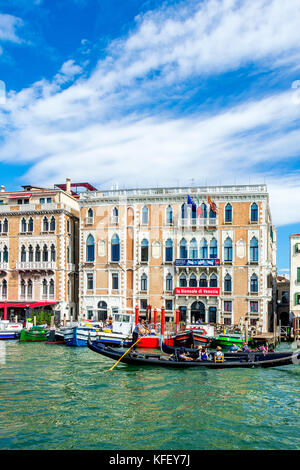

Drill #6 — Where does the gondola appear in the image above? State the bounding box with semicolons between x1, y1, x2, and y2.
87;338;300;369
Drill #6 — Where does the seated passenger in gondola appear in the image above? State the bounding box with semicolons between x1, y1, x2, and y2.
178;347;193;361
241;342;249;352
214;346;224;362
229;343;239;353
196;346;210;361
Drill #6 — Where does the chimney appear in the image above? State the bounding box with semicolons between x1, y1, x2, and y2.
66;177;71;194
0;185;5;192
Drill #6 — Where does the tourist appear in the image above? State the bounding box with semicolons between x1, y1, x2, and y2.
178;347;193;361
196;347;209;361
131;318;149;350
230;343;239;353
241;342;249;352
214;346;225;362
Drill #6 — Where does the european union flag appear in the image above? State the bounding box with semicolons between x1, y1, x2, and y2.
187;194;197;209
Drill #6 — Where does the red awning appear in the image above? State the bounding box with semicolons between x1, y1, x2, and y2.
0;301;57;308
9;194;32;198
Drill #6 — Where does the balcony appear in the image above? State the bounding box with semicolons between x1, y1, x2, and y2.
110;216;119;225
67;263;76;272
178;217;218;228
175;258;220;267
16;261;56;271
85;217;94;225
0;262;8;271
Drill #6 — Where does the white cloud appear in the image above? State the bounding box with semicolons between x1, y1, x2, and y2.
1;0;300;227
0;13;23;44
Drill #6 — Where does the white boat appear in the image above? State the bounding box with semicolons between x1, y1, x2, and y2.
0;320;23;340
97;313;133;347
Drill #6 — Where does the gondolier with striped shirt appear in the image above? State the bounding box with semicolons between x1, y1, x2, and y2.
131;319;149;350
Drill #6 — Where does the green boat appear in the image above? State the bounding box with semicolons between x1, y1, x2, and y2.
19;326;48;342
214;332;247;349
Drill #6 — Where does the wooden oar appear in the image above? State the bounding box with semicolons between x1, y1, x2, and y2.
108;330;150;371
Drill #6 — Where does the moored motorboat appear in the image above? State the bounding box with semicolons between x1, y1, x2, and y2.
213;332;247;349
19;326;48;342
64;324;102;346
0;320;23;340
88;338;300;369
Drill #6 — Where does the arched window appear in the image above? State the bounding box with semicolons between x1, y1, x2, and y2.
166;205;173;224
152;241;161;259
2;279;7;298
27;279;33;298
67;219;70;233
179;273;187;287
250;237;259;262
166;273;173;291
165;238;173;261
86;235;95;262
112;207;119;223
199;273;208;287
224;237;233;262
225;203;232;223
111;234;120;262
141;273;147;291
113;207;118;217
21;218;27;233
43;217;49;232
201;203;207;218
200;238;208;259
3;218;8;233
49;279;55;297
0;220;2;233
250;273;258;292
180;238;187;259
28;217;34;232
51;244;56;262
191;204;197;222
251;203;258;222
20;279;26;298
209;238;218;259
35;245;41;262
42;279;48;297
142;206;149;224
50;216;56;232
209;273;218;287
42;244;48;262
88;208;94;218
189;238;198;259
224;274;232;292
209;202;217;219
3;246;8;263
21;245;26;262
28;245;34;262
189;273;197;287
141;239;149;262
181;203;187;220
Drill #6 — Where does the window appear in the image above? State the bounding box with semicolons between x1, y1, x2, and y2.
21;245;26;262
166;205;173;224
86;235;95;262
251;203;258;222
42;279;48;296
141;239;149;262
191;204;197;222
43;217;49;232
297;267;300;283
67;246;70;263
87;273;94;290
224;274;232;292
112;207;118;223
200;203;207;218
165;239;173;261
20;279;26;298
28;245;34;262
141;273;147;291
189;238;198;259
250;273;258;293
111;234;120;262
180;238;187;258
28;280;33;298
2;279;7;298
35;245;41;262
209;274;218;287
40;198;45;204
199;273;208;287
140;299;148;310
165;299;173;311
225;203;232;223
50;216;56;232
42;244;48;262
67;219;70;234
47;197;52;204
181;203;187;220
51;244;56;262
21;218;26;233
224;237;233;262
152;241;161;259
224;317;232;325
179;274;187;287
200;238;208;258
250;301;258;312
166;273;173;291
209;307;216;323
250;237;258;262
112;273;119;290
189;273;197;287
28;217;34;232
142;206;149;224
3;246;8;263
224;301;232;312
282;291;289;304
209;238;218;259
3;219;8;233
209;203;217;219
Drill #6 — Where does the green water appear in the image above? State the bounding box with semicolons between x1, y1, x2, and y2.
0;341;299;450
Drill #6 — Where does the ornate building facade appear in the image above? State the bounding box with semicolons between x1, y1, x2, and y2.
0;181;79;321
79;184;277;332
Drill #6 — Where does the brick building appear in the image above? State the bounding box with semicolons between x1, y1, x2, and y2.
79;184;277;332
0;180;79;321
289;233;300;333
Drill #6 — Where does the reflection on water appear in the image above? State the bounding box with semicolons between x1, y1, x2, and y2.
0;341;299;450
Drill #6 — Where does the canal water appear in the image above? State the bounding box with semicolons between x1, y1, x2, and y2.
0;341;299;450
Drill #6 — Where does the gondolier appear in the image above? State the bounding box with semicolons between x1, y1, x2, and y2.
131;318;149;349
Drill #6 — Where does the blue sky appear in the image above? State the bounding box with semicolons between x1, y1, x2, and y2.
0;0;300;275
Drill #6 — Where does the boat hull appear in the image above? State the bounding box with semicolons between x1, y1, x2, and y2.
0;331;20;340
20;328;47;342
64;327;100;346
88;339;299;369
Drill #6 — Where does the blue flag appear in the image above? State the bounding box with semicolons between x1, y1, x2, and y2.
187;195;197;209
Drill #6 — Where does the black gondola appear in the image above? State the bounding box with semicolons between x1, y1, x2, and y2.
87;338;299;369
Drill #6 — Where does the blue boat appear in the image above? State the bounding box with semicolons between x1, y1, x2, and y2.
64;324;101;346
0;321;23;340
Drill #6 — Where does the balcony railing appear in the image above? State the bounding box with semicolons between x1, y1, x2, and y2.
178;217;218;228
0;262;8;270
16;262;56;270
85;217;94;225
110;216;119;225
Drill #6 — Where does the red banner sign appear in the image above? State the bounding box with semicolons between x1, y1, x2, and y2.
175;287;220;296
